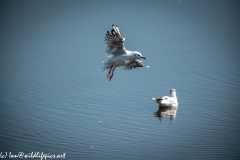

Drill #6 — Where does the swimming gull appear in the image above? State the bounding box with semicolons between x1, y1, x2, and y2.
152;89;178;107
101;24;148;81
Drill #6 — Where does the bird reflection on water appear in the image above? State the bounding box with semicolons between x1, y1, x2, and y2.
153;106;178;122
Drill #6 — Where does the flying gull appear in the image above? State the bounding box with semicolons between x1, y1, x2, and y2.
101;24;148;81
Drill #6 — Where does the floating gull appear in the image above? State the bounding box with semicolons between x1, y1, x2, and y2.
152;89;178;107
101;24;148;81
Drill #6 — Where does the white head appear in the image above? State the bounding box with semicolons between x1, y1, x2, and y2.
170;88;177;97
133;51;146;60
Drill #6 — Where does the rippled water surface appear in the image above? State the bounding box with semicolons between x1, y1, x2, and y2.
1;1;240;160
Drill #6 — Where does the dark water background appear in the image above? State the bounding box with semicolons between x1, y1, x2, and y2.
0;0;240;159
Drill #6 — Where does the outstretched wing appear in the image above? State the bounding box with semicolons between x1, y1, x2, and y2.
124;60;145;70
104;24;126;55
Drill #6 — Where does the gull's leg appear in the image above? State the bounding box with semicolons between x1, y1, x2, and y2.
109;67;116;81
107;65;113;79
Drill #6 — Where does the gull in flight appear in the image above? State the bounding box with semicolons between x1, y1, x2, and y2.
101;24;148;81
152;89;178;107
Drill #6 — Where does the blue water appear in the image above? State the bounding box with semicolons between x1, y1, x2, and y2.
1;0;240;160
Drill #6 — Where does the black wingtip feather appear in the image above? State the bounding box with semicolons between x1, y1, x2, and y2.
107;31;114;38
111;29;116;36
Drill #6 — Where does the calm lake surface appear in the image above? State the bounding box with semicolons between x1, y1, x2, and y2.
0;1;240;160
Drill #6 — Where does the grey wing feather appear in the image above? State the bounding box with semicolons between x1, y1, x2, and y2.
104;25;125;55
124;60;145;70
157;96;169;101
